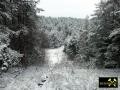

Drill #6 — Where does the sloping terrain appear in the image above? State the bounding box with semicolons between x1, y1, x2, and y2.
0;46;120;90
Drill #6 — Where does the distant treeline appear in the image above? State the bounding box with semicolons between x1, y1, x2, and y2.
37;16;90;48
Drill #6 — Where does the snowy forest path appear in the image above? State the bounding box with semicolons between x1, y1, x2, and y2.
1;46;120;90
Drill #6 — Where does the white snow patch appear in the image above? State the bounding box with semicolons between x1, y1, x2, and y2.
45;46;65;66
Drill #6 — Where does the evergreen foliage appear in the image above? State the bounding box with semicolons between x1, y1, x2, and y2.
0;0;45;71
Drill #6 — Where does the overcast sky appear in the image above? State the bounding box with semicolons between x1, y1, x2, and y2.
37;0;100;18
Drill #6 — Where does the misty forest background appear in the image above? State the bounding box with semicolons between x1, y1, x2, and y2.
0;0;120;72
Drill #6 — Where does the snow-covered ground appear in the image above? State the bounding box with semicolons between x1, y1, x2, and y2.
45;46;65;66
0;46;120;90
